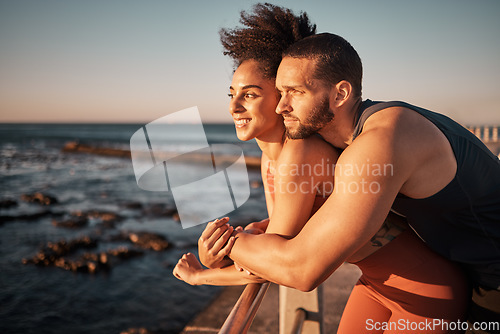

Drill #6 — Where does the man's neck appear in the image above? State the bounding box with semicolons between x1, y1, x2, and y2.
319;98;362;149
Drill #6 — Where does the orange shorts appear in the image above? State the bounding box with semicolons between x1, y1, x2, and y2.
338;229;470;334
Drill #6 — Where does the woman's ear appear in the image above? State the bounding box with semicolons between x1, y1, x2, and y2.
331;80;353;108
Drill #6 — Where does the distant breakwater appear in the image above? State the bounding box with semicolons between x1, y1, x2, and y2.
62;141;262;169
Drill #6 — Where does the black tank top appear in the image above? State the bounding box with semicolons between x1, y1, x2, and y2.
353;100;500;289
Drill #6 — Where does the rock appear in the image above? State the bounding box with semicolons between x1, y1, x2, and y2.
107;246;144;259
62;141;131;158
52;216;88;228
142;203;177;218
48;249;118;273
120;328;151;334
99;252;109;265
71;210;123;223
105;231;129;242
54;257;68;270
87;210;123;223
106;231;171;251
250;180;263;189
128;232;170;251
69;260;88;273
245;155;262;170
53;210;124;230
20;192;58;205
95;220;116;229
0;210;53;224
22;236;98;267
0;198;17;209
22;235;151;274
123;202;143;210
87;261;97;274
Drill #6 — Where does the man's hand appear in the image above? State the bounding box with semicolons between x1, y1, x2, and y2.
198;217;236;268
234;261;254;275
233;219;269;274
243;218;269;235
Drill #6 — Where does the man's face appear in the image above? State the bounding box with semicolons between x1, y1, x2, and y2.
275;57;334;139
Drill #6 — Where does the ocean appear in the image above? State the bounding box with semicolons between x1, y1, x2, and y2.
0;123;266;334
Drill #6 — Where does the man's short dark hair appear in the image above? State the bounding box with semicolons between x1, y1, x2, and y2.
283;33;363;97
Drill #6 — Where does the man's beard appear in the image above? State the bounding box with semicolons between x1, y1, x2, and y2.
285;97;334;139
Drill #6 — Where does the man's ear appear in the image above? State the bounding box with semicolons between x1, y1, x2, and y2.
331;80;353;108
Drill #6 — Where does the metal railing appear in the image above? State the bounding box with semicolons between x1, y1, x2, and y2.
218;283;323;334
219;282;270;334
290;308;307;334
289;306;324;334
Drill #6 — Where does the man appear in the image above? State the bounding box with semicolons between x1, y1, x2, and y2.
213;33;500;332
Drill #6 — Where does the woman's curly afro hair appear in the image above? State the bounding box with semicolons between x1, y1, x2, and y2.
220;3;316;79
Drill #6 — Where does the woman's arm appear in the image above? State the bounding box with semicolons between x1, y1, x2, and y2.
173;253;266;286
265;137;340;237
188;139;340;285
198;153;273;269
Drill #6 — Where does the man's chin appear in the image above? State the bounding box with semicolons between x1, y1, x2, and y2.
285;127;315;140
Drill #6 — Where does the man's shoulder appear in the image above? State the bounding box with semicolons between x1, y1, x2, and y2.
357;106;446;149
347;105;458;197
343;106;440;170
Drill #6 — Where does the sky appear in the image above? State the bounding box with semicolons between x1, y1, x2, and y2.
0;0;499;125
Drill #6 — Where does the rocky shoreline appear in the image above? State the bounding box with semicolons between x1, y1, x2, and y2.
1;140;265;278
1;191;178;274
2;189;262;277
21;231;171;274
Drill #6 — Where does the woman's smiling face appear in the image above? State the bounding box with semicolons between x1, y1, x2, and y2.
228;60;282;141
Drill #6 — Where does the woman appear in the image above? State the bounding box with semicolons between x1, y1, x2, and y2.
173;4;468;332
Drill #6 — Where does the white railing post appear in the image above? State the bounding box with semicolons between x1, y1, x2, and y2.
484;126;490;142
279;285;323;334
475;127;482;140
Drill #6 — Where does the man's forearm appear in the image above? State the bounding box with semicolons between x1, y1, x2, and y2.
229;221;358;292
229;232;310;289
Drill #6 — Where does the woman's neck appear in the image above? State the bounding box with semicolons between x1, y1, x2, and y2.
255;130;285;161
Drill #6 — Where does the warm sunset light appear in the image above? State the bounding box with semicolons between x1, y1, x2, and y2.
0;0;499;125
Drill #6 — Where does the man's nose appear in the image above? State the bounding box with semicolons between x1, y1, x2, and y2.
276;95;291;115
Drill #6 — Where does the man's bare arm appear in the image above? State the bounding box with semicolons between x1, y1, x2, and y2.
229;125;412;291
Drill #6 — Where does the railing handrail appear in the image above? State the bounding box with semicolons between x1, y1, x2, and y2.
290;308;307;334
219;282;270;334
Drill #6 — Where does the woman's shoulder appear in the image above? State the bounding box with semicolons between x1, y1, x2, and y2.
280;136;340;163
275;137;339;182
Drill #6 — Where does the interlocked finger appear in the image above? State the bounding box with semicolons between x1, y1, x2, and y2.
203;223;231;252
219;235;236;257
211;225;234;255
199;218;229;245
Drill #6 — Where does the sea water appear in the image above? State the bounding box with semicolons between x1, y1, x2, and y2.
0;123;266;333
